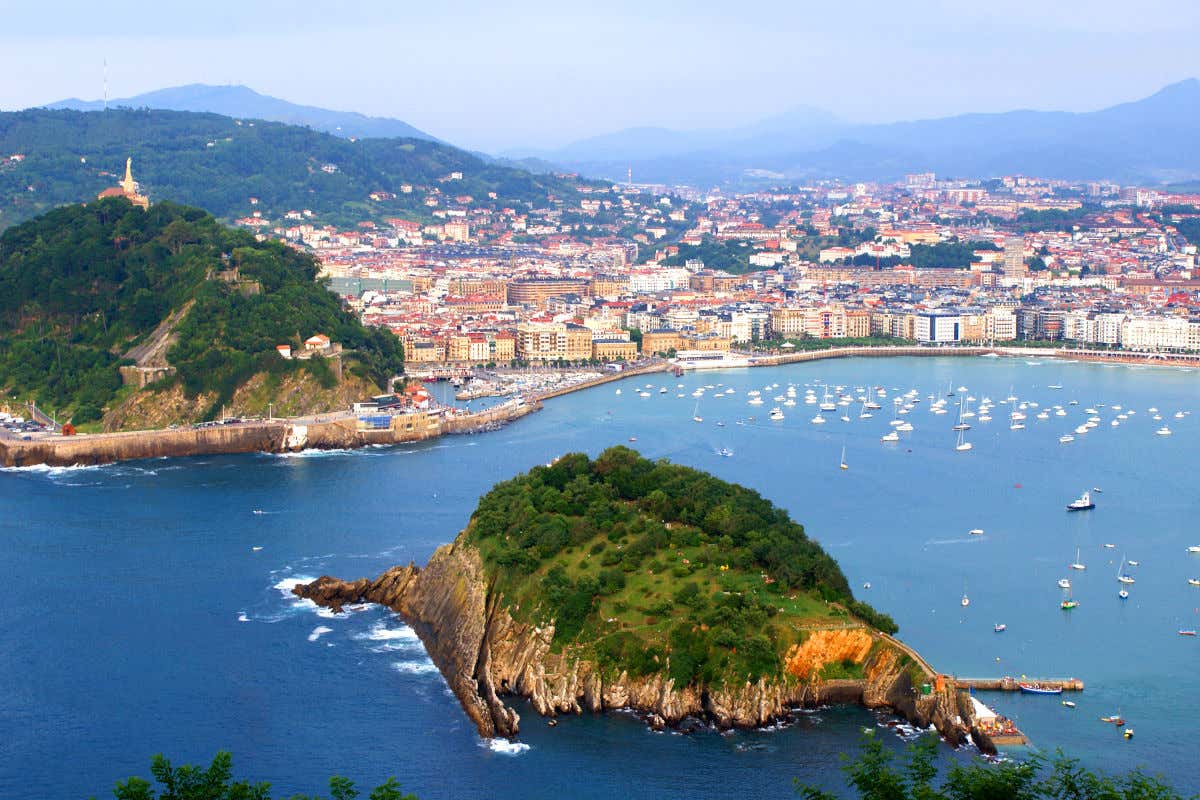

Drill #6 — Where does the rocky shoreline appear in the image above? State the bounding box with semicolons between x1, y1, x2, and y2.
292;541;977;748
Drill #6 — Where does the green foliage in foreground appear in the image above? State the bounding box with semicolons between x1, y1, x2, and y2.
104;752;415;800
466;447;897;687
798;734;1189;800
0;198;402;420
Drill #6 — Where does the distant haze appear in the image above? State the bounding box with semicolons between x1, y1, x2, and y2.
3;0;1199;152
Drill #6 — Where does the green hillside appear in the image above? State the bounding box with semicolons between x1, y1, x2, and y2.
466;447;896;687
0;198;402;424
0;108;590;230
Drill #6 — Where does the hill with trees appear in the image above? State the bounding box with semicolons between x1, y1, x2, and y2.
465;447;896;687
0;198;402;427
0;108;593;230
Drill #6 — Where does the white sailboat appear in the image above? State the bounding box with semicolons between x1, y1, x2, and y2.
1070;548;1086;571
955;425;972;452
839;445;848;471
1116;556;1135;585
692;399;703;423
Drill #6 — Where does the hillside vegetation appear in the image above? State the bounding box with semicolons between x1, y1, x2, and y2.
0;108;593;229
466;447;895;688
0;197;402;425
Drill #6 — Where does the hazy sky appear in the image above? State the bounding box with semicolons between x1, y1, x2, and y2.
3;0;1197;151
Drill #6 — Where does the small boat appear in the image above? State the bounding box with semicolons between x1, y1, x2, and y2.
993;623;1007;633
1116;557;1135;585
863;582;872;589
251;545;263;552
1059;434;1075;443
1058;578;1071;589
1066;491;1095;512
1123;728;1134;740
1100;715;1125;725
1128;560;1139;566
811;414;826;425
1118;589;1129;600
1180;629;1198;636
628;436;637;442
252;509;265;515
716;421;725;427
1019;683;1062;695
1189;546;1200;553
1156;426;1172;436
659;387;668;394
638;391;650;398
1062;700;1076;708
881;430;900;443
615;389;622;395
1070;548;1086;571
961;594;970;607
839;446;848;471
1103;543;1115;549
692;400;703;423
1189;579;1200;587
769;408;784;421
969;528;984;536
718;448;733;458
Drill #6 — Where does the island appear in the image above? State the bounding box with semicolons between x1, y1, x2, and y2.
294;447;979;746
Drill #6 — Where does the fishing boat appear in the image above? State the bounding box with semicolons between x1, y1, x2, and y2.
1019;683;1062;695
1066;491;1095;512
839;446;848;471
1062;700;1076;708
993;623;1007;633
1070;548;1086;571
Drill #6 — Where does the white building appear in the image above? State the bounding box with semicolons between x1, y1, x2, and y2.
915;313;962;343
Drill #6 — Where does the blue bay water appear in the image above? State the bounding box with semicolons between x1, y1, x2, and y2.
3;355;1199;798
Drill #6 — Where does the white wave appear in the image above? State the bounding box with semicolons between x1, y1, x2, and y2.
479;738;531;756
357;620;420;648
308;625;334;642
237;612;250;623
391;660;440;675
1;462;106;475
272;575;337;617
271;448;357;459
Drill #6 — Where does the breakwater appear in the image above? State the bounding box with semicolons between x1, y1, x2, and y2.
0;400;540;468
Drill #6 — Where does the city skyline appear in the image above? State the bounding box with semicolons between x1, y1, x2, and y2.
3;0;1198;151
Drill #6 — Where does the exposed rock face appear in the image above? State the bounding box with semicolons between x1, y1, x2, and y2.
292;541;972;744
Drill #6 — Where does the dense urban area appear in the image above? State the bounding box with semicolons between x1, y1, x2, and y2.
217;169;1200;365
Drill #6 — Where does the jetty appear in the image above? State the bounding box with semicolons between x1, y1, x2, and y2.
958;677;1084;692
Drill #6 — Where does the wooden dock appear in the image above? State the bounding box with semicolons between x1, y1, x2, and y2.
958;677;1084;692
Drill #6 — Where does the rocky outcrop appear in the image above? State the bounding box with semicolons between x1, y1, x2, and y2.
292;542;972;744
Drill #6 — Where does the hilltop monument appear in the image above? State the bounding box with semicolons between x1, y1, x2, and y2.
97;157;150;209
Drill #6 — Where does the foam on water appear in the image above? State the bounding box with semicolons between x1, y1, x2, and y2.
236;612;250;623
356;620;421;651
479;738;531;756
308;626;334;642
271;575;338;618
391;660;439;675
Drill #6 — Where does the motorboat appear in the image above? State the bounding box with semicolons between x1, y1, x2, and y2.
1020;683;1062;695
1066;491;1095;512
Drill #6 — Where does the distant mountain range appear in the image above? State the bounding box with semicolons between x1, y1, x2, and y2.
509;79;1200;186
47;84;438;142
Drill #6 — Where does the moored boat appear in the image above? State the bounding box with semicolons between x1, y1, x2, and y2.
1020;683;1062;695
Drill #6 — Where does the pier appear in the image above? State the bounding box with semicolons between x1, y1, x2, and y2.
957;677;1084;692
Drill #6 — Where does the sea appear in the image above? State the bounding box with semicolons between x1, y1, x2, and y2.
4;355;1199;798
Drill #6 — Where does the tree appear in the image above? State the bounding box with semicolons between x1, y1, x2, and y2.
107;752;418;800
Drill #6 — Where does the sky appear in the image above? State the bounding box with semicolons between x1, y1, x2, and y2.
2;0;1198;152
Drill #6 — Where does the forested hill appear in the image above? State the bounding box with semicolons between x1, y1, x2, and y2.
0;108;590;230
0;198;403;426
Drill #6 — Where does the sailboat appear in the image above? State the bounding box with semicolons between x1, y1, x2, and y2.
1070;548;1086;571
955;425;973;452
1116;556;1135;585
952;396;971;431
839;446;848;471
692;399;703;423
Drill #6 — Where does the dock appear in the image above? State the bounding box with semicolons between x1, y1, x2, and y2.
958;677;1084;692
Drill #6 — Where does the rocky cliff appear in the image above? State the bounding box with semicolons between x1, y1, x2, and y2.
292;541;971;745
